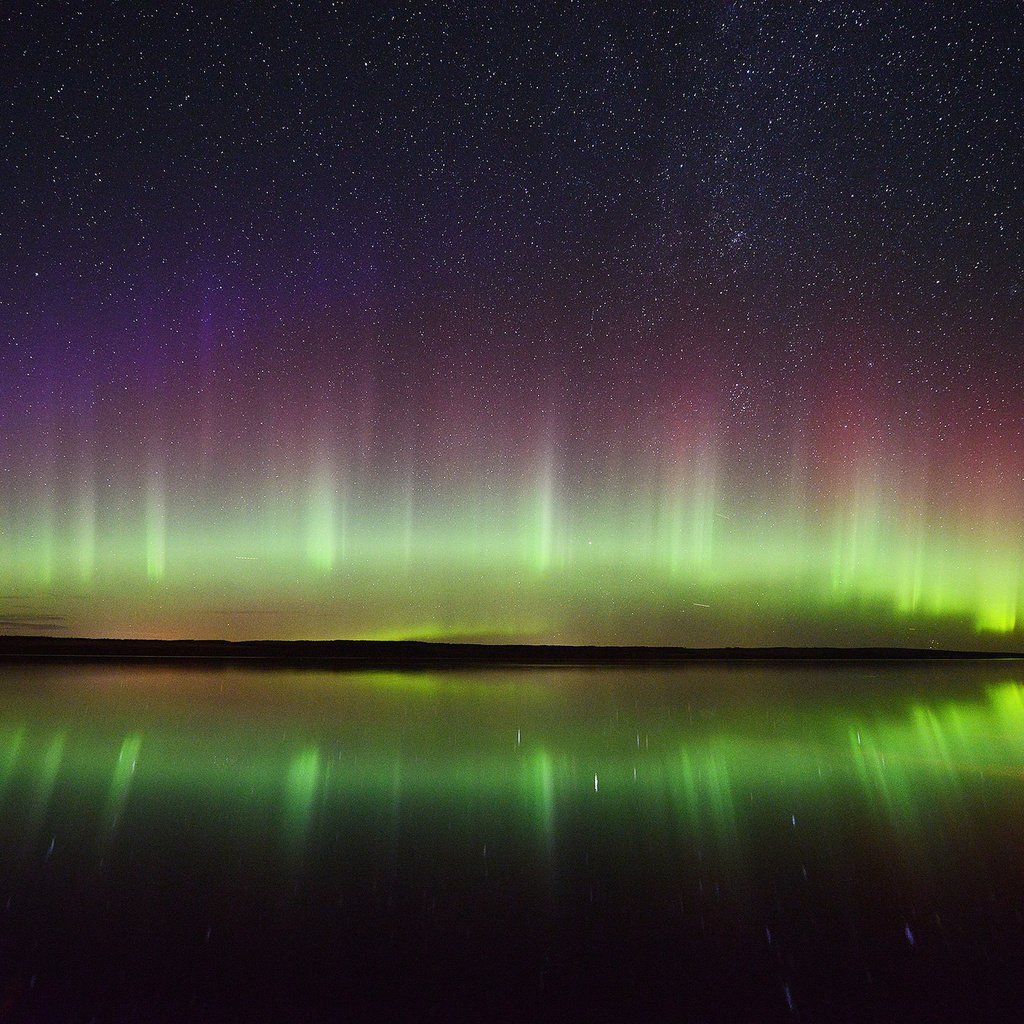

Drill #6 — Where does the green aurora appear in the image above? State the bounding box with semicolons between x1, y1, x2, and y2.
1;481;1021;645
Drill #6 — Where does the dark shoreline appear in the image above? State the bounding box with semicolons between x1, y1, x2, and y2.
0;635;1019;670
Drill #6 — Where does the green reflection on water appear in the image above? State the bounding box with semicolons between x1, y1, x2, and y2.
283;745;321;851
0;665;1021;864
101;733;142;846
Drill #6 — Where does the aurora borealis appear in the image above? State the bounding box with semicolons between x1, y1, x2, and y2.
3;4;1023;646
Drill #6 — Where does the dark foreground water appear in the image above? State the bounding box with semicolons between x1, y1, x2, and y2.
0;663;1023;1021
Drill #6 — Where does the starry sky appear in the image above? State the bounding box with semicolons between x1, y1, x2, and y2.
1;3;1022;646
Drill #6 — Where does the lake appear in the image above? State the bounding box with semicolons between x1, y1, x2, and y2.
0;661;1022;1020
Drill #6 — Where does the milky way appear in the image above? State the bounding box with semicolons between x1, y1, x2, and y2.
1;4;1022;645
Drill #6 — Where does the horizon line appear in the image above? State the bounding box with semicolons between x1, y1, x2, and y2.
0;635;1020;669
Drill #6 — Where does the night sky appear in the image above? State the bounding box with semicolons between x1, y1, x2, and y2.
2;3;1022;646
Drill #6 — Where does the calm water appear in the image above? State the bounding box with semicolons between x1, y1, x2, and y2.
0;663;1023;1021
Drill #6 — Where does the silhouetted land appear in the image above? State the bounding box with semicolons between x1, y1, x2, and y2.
0;635;1018;669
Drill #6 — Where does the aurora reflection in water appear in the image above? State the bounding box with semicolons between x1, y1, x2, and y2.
0;663;1023;1019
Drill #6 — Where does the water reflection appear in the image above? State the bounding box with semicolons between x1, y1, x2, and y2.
4;669;1023;851
0;663;1022;1019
